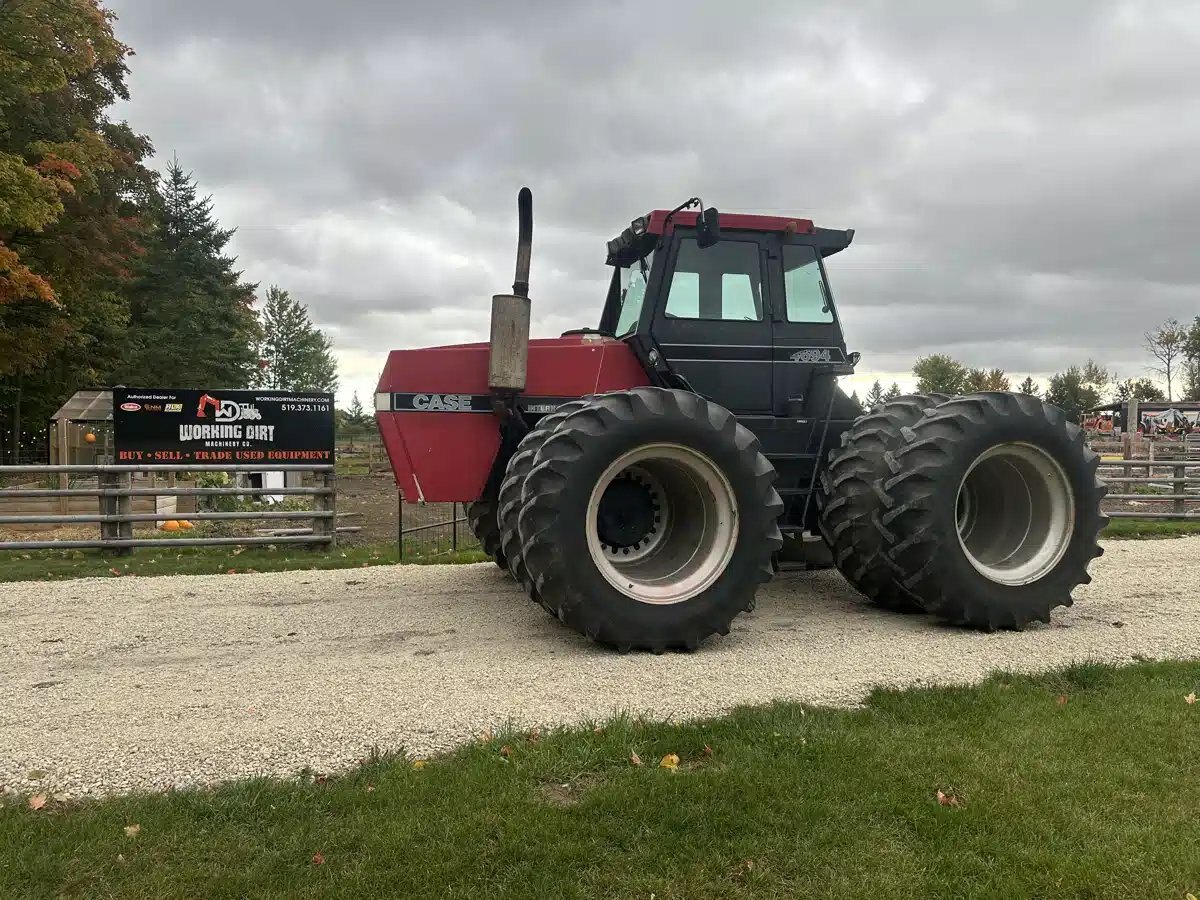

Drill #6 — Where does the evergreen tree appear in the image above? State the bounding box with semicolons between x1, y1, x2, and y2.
346;391;373;428
848;390;862;411
122;159;260;387
864;380;885;409
882;382;902;402
255;286;338;392
1018;376;1041;397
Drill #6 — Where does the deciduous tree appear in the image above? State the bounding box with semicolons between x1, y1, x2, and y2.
1113;378;1166;403
913;354;967;395
1144;318;1187;401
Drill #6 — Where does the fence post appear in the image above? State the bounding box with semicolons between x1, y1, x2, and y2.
312;469;336;549
452;502;458;552
98;470;117;551
1175;464;1186;517
116;470;133;553
397;492;404;562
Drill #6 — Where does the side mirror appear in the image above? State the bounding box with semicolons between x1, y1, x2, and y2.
696;207;721;248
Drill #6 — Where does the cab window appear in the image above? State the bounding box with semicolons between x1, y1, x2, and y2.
783;244;834;323
665;238;763;321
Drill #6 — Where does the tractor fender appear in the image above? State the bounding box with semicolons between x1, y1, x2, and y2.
375;335;650;502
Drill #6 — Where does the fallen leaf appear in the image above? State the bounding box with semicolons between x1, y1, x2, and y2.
232;547;246;556
314;774;328;785
629;750;643;767
226;568;237;575
499;745;512;758
108;568;121;576
936;790;961;808
27;793;47;811
592;725;604;735
702;744;714;757
115;853;126;865
659;753;680;770
480;729;494;744
1055;695;1069;706
1186;693;1196;705
412;760;427;770
527;728;540;744
123;824;141;837
365;783;375;793
311;852;325;866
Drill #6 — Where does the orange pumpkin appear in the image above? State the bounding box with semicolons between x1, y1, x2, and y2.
161;520;181;531
178;520;195;530
84;432;97;444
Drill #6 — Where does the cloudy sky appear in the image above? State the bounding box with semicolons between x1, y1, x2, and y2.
110;0;1200;405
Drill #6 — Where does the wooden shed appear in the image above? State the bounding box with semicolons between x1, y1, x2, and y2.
49;390;115;466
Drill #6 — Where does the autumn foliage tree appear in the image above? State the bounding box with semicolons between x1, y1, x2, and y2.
0;0;153;459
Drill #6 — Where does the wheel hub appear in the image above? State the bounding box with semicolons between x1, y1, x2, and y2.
596;475;660;553
955;442;1075;586
585;444;738;605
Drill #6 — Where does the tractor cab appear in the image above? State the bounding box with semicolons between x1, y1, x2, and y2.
596;205;862;517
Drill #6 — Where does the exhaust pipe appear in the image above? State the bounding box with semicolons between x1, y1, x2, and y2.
488;187;533;394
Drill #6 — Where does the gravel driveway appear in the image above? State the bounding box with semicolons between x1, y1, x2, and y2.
2;538;1197;798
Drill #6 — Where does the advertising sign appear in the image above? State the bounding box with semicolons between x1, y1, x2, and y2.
113;388;335;465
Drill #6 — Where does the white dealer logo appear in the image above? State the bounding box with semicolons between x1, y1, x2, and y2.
181;393;273;442
197;393;262;421
412;393;473;411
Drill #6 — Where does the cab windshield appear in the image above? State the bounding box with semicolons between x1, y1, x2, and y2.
613;251;654;337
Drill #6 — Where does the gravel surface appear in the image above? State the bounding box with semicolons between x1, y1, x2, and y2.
2;538;1197;798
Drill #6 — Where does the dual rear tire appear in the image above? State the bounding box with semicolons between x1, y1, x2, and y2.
502;388;782;652
818;391;1107;629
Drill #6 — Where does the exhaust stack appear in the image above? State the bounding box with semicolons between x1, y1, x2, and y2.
487;187;533;394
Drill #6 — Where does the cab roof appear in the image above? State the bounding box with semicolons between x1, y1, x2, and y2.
644;209;815;235
606;209;850;267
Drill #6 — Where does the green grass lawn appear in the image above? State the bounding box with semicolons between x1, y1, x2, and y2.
0;518;1194;583
3;661;1198;899
0;542;488;582
1103;518;1200;538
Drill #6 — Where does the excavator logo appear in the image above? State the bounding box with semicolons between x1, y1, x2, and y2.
196;393;262;422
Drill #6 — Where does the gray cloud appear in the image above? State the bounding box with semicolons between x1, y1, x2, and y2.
110;0;1200;400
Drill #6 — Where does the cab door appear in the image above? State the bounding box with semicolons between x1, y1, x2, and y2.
649;230;774;415
765;236;849;417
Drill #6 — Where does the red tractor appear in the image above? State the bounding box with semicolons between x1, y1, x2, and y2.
375;190;1106;651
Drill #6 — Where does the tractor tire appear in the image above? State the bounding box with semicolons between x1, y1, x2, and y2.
876;391;1107;629
517;388;783;652
497;399;592;600
816;393;951;612
465;500;505;570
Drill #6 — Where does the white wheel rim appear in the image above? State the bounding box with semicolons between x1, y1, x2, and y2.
955;442;1075;586
585;443;738;605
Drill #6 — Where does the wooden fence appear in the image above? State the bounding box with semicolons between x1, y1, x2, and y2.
0;464;341;552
